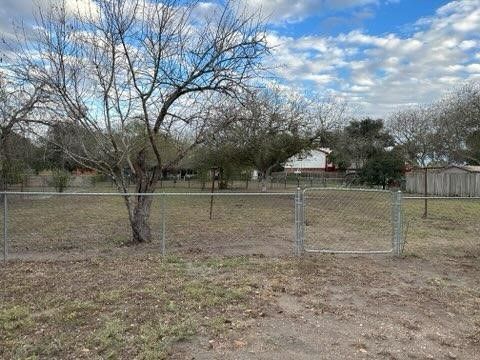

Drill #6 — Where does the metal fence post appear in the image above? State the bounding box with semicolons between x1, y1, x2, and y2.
3;193;7;263
393;190;403;257
294;187;304;256
294;189;299;255
161;192;166;256
300;189;305;254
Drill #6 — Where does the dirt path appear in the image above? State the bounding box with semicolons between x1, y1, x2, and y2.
173;256;480;359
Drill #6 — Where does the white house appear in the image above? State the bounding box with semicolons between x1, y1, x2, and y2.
283;148;335;174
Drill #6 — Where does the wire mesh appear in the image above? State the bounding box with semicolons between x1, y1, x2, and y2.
153;194;294;256
403;197;480;258
3;192;295;260
303;188;394;253
4;191;478;261
1;194;6;262
7;194;132;260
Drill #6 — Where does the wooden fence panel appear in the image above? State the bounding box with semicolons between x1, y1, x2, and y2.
406;172;480;196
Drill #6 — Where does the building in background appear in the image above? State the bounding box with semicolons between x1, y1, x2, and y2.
283;148;336;174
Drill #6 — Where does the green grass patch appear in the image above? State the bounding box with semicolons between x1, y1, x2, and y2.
182;280;247;307
0;305;32;331
138;318;197;359
89;318;127;359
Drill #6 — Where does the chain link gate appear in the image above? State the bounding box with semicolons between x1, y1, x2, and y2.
294;188;404;256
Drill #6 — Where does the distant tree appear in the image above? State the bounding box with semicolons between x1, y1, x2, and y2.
465;130;480;165
42;122;99;171
327;144;350;171
50;168;71;192
0;72;45;189
192;143;243;189
359;149;404;189
435;82;480;165
199;88;347;191
328;118;394;171
308;95;348;148
388;106;437;167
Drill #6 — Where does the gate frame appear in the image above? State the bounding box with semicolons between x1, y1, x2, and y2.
295;187;404;256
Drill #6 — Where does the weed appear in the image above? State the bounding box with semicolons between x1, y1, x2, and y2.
0;306;32;331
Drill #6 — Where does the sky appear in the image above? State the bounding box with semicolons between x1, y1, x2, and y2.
1;0;479;117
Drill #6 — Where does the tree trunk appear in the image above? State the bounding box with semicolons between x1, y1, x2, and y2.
261;166;275;192
218;167;228;190
0;138;11;192
130;195;153;243
261;172;268;192
126;148;158;244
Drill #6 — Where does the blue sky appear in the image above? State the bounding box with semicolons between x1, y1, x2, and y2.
268;1;451;38
1;0;479;117
246;0;480;116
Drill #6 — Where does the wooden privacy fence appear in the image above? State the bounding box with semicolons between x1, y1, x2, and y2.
406;172;480;197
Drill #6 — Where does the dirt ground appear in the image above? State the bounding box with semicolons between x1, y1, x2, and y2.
1;191;479;358
1;252;479;359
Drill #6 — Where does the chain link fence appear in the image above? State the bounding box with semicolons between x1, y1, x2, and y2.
1;191;478;262
299;188;402;254
403;196;480;258
4;174;348;193
0;192;295;261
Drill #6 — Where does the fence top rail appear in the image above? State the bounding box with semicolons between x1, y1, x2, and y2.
0;191;295;197
404;196;480;200
303;187;393;194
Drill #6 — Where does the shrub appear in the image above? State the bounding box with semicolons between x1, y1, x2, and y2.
91;173;108;186
50;169;71;192
0;161;28;189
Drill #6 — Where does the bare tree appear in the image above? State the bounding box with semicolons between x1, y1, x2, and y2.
388;106;436;167
11;0;268;243
0;71;45;189
308;94;348;146
434;82;480;165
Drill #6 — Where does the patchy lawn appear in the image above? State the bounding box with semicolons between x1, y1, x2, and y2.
1;253;479;359
1;189;479;358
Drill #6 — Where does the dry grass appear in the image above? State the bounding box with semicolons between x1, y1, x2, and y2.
0;255;260;359
304;190;393;251
4;193;294;258
1;255;479;359
303;189;479;258
403;198;480;258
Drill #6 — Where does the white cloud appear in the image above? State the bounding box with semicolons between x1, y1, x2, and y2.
459;40;477;50
241;0;380;23
438;76;462;84
64;0;99;19
350;85;371;92
353;75;375;86
0;0;100;38
304;74;334;84
268;0;480;116
466;63;480;73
